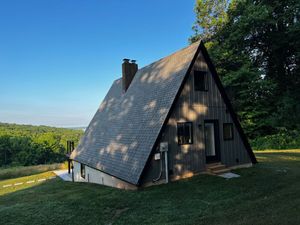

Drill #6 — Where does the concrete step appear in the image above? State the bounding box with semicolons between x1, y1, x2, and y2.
213;168;231;174
206;162;222;168
208;164;226;171
206;162;231;175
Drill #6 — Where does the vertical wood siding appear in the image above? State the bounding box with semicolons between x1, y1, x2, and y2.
141;50;251;184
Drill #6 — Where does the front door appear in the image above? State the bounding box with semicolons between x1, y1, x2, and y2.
204;120;220;163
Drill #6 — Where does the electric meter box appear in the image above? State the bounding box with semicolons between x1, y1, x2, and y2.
154;153;161;160
160;142;168;152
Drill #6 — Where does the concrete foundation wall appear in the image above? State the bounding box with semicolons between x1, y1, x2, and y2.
72;161;137;190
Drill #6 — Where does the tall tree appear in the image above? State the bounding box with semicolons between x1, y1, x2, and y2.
190;0;230;43
191;0;300;138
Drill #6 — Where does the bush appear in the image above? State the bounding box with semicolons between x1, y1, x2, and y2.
251;130;300;150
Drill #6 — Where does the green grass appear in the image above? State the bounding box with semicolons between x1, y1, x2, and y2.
0;163;67;181
0;150;300;225
0;171;56;195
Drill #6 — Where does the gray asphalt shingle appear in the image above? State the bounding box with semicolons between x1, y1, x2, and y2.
70;42;200;184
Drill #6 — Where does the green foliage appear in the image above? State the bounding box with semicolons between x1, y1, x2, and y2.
0;123;83;167
251;130;300;150
191;0;300;142
190;0;230;42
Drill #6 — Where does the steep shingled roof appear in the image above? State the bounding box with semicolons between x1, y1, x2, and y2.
70;41;200;184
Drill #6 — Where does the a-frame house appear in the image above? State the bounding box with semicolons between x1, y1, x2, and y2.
70;41;257;189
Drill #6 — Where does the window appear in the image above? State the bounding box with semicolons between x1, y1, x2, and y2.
177;122;193;145
194;70;208;91
80;163;85;179
223;123;234;140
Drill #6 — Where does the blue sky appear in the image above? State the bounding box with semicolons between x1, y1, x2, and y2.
0;0;195;127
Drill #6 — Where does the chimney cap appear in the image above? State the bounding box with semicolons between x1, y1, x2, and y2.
131;59;137;63
123;58;130;63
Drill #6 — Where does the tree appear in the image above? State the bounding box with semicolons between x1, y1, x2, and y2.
190;0;230;43
191;0;300;139
0;123;83;167
0;136;11;165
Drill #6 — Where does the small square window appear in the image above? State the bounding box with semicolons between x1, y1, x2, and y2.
80;163;85;179
177;122;193;145
223;123;234;140
194;70;208;91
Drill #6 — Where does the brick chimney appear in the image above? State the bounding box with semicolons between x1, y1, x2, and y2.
122;59;138;92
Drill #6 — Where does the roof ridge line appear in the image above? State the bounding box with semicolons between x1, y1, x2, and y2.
137;41;202;72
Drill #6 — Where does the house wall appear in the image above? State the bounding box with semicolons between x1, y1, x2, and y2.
141;50;252;185
72;161;137;190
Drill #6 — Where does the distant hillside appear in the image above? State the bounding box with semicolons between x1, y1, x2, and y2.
0;122;84;167
66;126;86;131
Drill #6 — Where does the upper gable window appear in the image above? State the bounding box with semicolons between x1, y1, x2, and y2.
194;70;208;91
223;123;234;140
177;122;193;145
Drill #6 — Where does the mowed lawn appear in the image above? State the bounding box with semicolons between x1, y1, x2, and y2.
0;150;299;225
0;163;66;181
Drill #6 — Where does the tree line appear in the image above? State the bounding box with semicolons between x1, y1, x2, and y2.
0;123;83;167
191;0;300;148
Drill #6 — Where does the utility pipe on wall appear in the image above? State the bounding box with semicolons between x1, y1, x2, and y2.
153;142;169;183
164;150;168;184
152;152;163;183
159;142;169;184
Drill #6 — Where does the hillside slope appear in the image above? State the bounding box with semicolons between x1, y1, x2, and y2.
0;123;83;166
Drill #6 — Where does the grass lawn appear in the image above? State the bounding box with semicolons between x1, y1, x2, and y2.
0;150;299;225
0;163;66;181
0;171;56;196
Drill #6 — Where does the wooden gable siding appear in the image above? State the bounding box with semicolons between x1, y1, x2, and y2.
141;50;251;184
